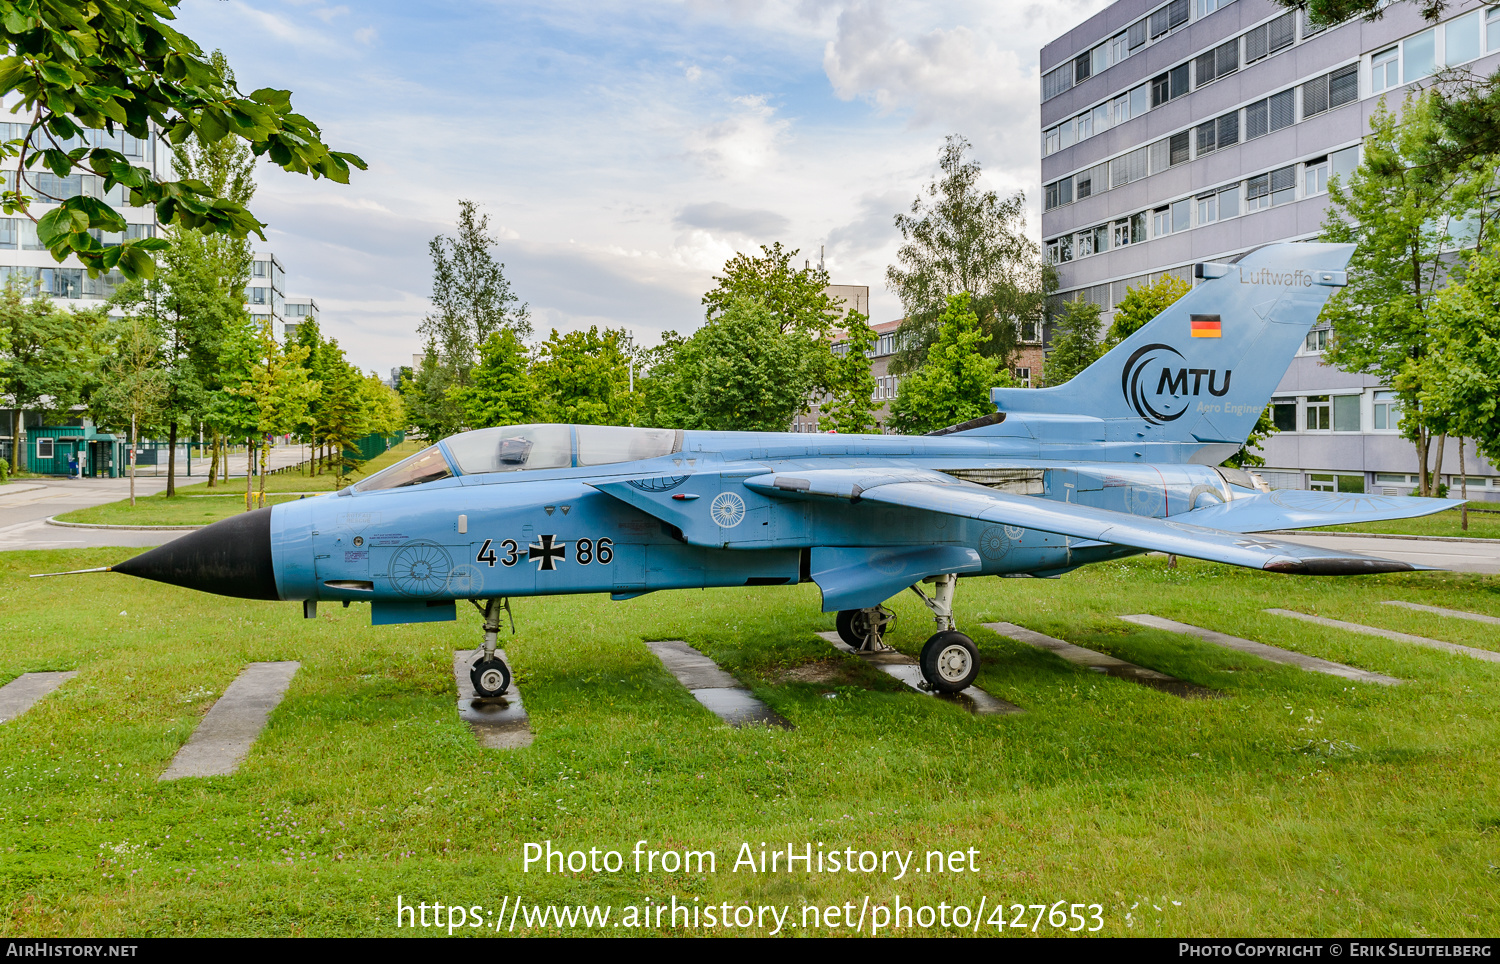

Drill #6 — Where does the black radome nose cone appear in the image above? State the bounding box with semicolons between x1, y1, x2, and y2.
114;506;280;600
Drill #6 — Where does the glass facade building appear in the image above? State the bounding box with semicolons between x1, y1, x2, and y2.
1041;0;1500;498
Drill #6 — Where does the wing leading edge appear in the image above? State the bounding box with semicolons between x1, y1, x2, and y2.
743;469;1440;575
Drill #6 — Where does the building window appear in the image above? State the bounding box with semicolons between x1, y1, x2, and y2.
250;287;268;305
1171;198;1191;233
1044;178;1073;210
1112;218;1134;248
1169;131;1190;165
1272;397;1297;432
1092;44;1110;75
1303;63;1358;117
1013;367;1032;388
1218;183;1240;218
1305;395;1331;430
1076;164;1107;199
1333;394;1360;431
1305;157;1329;195
1195;39;1239;87
0;218;13;249
1110;146;1150;189
1446;10;1481;65
36;438;54;460
1150;0;1190;38
1197;0;1233;18
1044;128;1061;156
1043;63;1071;100
1246;165;1295;212
1372;46;1399;92
1111;32;1130;64
1404;29;1435;82
1372;390;1400;430
1152;206;1172;237
1019;318;1041;343
1197;192;1218;225
1074;52;1092;84
1305;328;1330;353
1489;5;1500;53
1150;63;1190;108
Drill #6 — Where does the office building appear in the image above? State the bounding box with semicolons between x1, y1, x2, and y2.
1040;0;1499;499
248;251;285;337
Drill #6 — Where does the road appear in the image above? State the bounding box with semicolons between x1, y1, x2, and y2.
0;444;311;552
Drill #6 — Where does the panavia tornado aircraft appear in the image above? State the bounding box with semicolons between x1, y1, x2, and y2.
82;242;1456;697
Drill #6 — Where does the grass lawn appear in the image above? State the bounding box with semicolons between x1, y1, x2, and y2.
53;442;424;527
1303;507;1500;540
1;551;1498;936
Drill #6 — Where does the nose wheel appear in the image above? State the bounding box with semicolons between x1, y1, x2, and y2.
919;631;979;693
470;655;512;698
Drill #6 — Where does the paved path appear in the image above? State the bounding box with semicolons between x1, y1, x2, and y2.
1265;609;1500;664
1266;531;1500;574
984;621;1213;697
0;444;308;552
160;661;300;780
1121;614;1402;685
646;640;791;728
815;631;1023;715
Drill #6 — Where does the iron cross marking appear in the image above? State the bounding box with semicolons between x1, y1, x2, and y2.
529;534;566;571
1234;538;1284;550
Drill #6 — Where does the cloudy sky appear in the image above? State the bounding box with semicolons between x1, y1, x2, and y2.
174;0;1111;374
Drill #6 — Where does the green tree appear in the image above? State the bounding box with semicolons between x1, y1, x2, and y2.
1417;246;1500;516
0;1;363;281
226;319;319;508
1104;274;1192;348
416;200;529;433
1320;93;1500;495
451;330;537;429
818;312;879;434
703;243;841;338
532;327;636;426
633;331;692;429
320;343;370;487
1041;299;1104;387
887;135;1051;374
0;279;105;472
888;293;1011;435
401;339;462;441
646;299;827;432
89;315;168;504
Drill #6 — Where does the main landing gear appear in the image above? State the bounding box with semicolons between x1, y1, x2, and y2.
469;597;514;698
910;574;980;694
835;605;897;653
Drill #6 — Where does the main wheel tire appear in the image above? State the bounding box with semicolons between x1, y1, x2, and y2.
835;609;867;649
470;656;511;698
919;631;979;694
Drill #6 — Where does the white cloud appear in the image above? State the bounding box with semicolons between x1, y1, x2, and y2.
685;95;789;178
354;26;377;44
311;4;349;24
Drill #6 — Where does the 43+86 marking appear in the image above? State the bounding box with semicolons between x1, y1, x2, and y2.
476;535;614;571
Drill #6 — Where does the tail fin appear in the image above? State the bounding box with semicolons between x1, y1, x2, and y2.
968;241;1354;462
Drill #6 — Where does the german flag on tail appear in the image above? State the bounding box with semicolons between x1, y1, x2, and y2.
1190;314;1222;338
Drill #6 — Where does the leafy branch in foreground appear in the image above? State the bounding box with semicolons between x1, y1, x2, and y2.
0;0;366;280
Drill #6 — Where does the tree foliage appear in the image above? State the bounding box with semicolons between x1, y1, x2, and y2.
0;0;364;280
0;279;105;470
888;294;1011;435
531;326;635;426
1319;92;1500;495
1416;245;1500;472
1041;299;1104;387
818;312;879;434
452;330;538;429
1104;274;1191;348
703;243;841;337
887;135;1050;374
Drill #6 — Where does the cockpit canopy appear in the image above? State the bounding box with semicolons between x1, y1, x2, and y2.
351;424;682;493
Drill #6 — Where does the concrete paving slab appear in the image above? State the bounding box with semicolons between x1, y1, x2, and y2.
815;631;1023;715
453;650;533;749
1121;615;1401;686
1265;609;1500;664
645;640;791;729
984;622;1214;698
161;661;300;780
1382;600;1500;626
0;671;78;723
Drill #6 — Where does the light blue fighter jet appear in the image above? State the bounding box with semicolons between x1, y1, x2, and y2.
103;242;1456;697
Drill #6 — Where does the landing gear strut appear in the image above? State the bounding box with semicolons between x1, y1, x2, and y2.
910;574;980;694
469;597;514;698
835;605;897;652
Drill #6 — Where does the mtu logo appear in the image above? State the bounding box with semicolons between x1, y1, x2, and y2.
1121;343;1233;425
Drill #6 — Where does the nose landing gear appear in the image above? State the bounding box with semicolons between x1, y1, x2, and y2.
910;574;980;693
469;597;514;698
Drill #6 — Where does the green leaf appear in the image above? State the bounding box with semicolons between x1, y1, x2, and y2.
133;236;169;251
116;242;156;281
248;88;293;109
35;205;76;245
